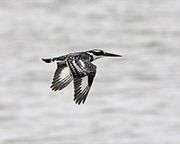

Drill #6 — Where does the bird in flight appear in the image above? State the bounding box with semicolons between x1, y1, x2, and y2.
42;49;122;105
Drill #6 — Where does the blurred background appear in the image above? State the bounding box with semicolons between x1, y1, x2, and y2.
1;0;180;144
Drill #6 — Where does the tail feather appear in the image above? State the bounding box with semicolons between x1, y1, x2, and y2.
42;58;52;63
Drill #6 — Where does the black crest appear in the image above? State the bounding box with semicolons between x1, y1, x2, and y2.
88;49;104;56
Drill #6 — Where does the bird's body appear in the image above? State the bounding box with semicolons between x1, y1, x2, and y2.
42;49;122;105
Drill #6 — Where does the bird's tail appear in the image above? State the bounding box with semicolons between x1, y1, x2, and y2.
42;58;53;63
42;56;62;63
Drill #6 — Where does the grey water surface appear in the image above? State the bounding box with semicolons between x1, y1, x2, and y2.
1;0;180;144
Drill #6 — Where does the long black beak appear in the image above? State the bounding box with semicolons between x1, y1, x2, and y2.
104;52;122;57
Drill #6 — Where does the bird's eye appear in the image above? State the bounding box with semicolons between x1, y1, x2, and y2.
100;50;104;54
97;50;104;55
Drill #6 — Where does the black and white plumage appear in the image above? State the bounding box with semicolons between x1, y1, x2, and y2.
51;62;73;91
42;49;122;105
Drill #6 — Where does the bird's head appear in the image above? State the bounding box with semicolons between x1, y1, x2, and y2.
87;49;122;61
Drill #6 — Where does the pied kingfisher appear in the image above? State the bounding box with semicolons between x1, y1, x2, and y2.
42;49;122;105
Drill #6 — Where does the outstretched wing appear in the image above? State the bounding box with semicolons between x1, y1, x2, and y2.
67;57;96;104
73;71;96;104
51;62;73;91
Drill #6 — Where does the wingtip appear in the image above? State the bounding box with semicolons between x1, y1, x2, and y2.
74;97;86;105
74;98;82;105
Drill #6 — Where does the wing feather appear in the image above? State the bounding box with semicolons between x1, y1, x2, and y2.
51;62;73;91
67;57;96;104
